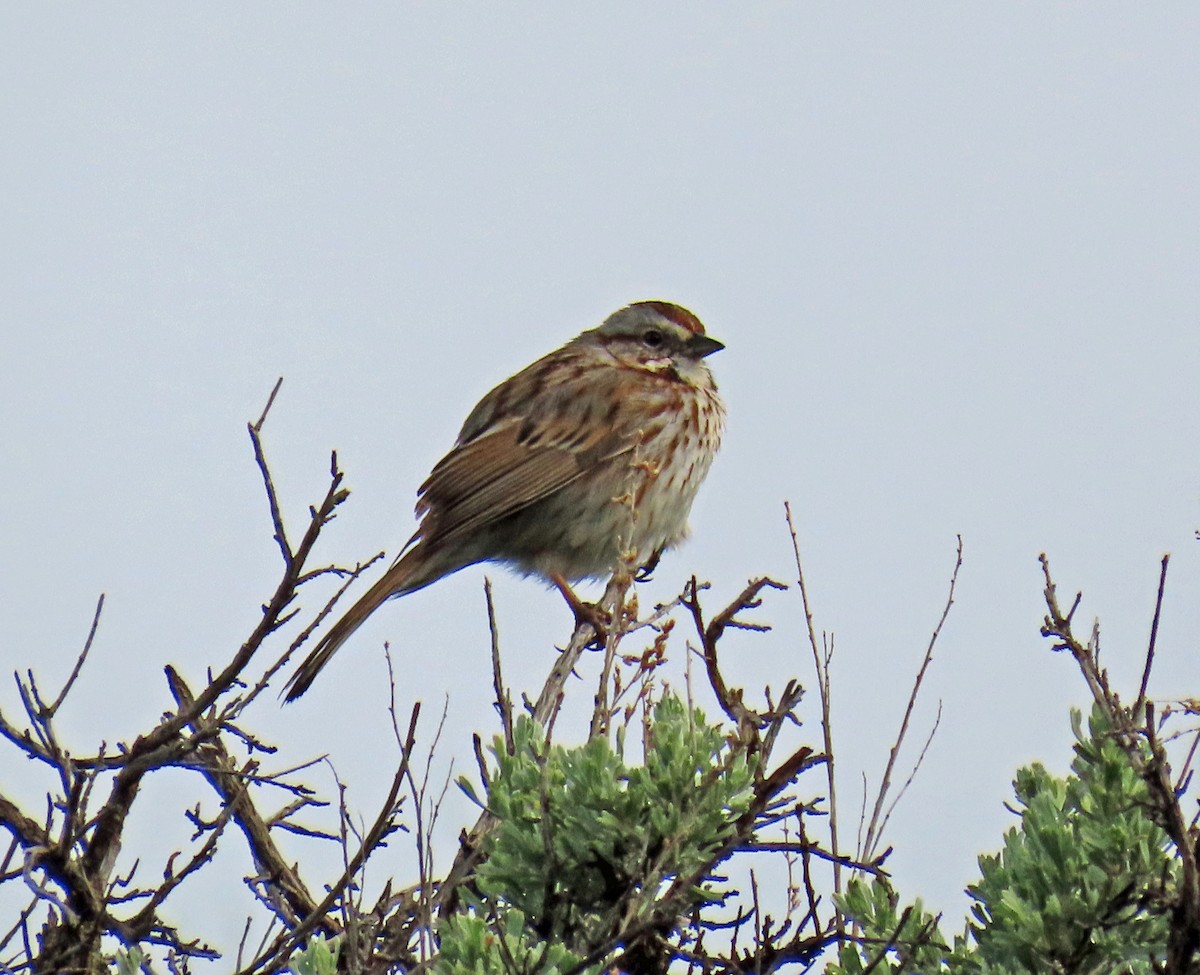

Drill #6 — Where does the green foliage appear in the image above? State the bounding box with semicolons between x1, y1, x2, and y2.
438;695;754;969
111;946;144;975
829;707;1176;975
436;911;594;975
289;934;340;975
827;879;951;975
967;706;1172;973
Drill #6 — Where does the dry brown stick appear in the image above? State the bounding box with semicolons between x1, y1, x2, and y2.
484;578;514;754
45;593;105;717
1175;727;1200;796
702;576;788;646
682;575;787;731
794;813;821;927
13;670;76;814
785;499;842;908
7;439;354;776
1135;554;1171;714
0;834;19;883
239;702;421;975
862;536;962;863
250;377;291;565
742;841;886;876
858;906;916;975
0;894;39;964
125;793;236;935
589;579;630;739
1040;555;1200;974
0;707;49;768
589;636;620;740
759;680;805;767
876;701;942;845
402;697;452;965
1039;554;1110;709
1144;703;1200;973
0;798;53;871
0;789;138;969
164;667;325;933
3;384;394;970
531;573;629;725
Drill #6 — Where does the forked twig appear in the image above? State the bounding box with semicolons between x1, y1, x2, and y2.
1039;552;1200;972
682;575;788;731
861;536;962;863
785;499;843;909
241;703;421;975
876;701;942;845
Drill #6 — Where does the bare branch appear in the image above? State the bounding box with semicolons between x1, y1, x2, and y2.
164;667;325;934
682;575;788;732
877;701;942;845
862;536;961;863
1039;554;1200;973
242;703;420;974
786;499;844;915
484;578;514;754
46;593;105;717
249;378;292;566
1135;554;1170;714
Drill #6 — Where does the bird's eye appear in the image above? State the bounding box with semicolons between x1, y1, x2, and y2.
642;329;664;349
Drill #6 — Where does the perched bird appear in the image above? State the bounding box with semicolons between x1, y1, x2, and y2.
283;300;725;701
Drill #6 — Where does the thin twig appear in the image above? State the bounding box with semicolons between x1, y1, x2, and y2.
1040;554;1200;972
877;701;942;844
862;536;961;863
484;578;514;754
46;594;105;717
1135;554;1170;714
250;378;291;566
859;906;915;975
785;500;842;912
242;703;420;975
682;575;788;731
530;574;629;726
253;376;284;432
741;841;887;876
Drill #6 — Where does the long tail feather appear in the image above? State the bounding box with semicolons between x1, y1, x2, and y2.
283;564;411;702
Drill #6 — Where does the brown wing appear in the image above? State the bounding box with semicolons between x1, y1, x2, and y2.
410;353;636;547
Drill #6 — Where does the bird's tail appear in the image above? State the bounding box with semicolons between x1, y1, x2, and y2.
282;563;411;702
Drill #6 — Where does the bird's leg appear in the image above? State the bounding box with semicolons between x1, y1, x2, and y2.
550;573;610;646
633;545;665;583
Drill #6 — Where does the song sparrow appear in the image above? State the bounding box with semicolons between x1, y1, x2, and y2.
283;300;725;701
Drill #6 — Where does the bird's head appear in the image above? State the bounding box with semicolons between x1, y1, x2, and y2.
588;300;724;386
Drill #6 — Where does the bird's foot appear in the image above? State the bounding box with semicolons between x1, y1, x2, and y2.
633;546;665;583
551;574;611;646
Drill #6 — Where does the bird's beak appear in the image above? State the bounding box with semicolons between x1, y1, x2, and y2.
686;333;725;358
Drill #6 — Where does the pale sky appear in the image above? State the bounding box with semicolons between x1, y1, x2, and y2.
2;4;1198;962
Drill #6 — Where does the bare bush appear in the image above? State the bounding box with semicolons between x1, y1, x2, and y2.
1;385;948;974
